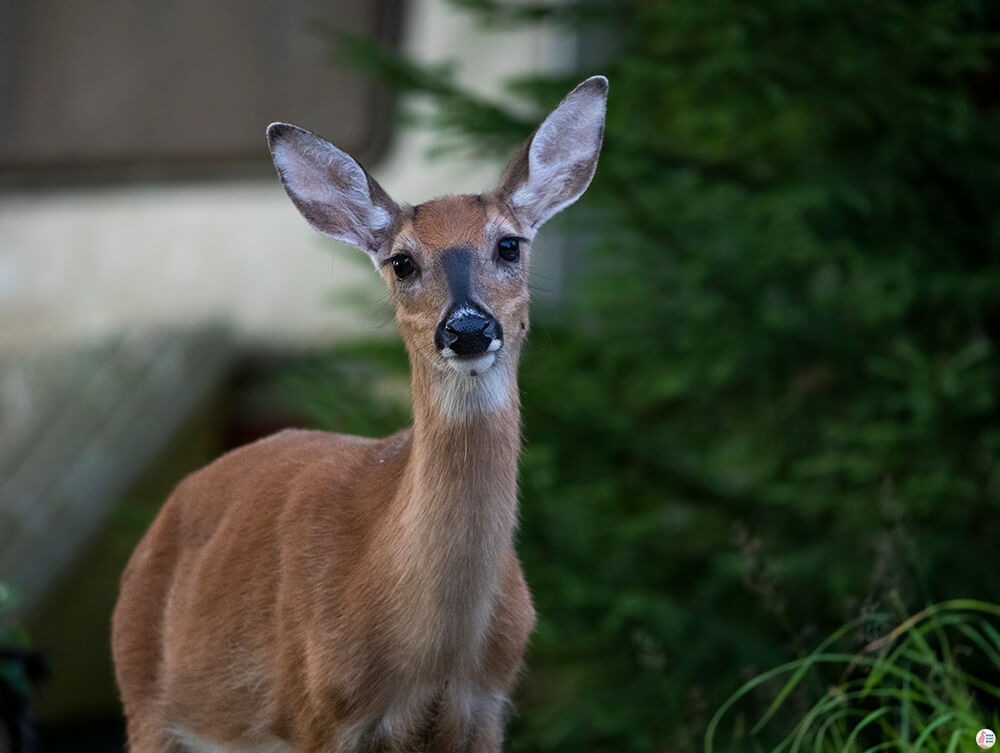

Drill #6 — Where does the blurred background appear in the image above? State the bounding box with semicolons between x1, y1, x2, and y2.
1;1;999;751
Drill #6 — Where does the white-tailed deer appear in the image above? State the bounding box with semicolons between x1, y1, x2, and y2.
112;76;607;753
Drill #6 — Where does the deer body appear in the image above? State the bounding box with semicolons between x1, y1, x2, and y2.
112;77;607;753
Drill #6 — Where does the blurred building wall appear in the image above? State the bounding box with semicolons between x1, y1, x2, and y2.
0;0;575;351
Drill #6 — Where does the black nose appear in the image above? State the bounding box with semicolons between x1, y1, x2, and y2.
435;310;502;357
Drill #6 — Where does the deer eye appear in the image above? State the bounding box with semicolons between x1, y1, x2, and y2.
391;254;415;280
498;237;520;262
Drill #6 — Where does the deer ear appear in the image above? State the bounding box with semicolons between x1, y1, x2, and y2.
267;123;400;257
497;76;607;231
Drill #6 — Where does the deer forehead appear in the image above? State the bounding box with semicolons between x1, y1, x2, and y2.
394;194;521;253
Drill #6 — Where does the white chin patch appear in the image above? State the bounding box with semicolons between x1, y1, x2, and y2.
434;349;510;421
445;353;496;377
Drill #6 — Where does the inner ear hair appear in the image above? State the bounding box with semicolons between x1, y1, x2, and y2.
267;122;400;258
497;76;608;232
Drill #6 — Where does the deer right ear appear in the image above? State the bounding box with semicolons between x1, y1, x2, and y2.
267;123;400;258
497;76;607;232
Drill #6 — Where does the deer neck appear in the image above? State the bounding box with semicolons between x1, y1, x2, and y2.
378;350;522;671
407;350;522;539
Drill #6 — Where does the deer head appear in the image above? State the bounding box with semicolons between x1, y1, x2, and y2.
267;76;607;417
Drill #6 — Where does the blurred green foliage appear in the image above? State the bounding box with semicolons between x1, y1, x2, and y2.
295;1;1000;749
0;585;32;699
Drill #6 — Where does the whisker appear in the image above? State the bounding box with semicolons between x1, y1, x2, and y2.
528;282;556;295
373;313;397;332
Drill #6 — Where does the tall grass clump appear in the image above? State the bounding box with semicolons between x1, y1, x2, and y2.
707;599;1000;753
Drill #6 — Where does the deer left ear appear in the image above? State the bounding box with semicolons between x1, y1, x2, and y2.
497;75;608;231
267;122;400;258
